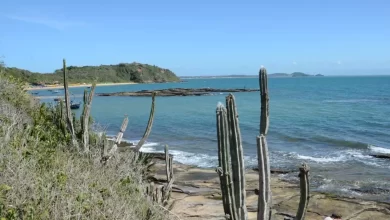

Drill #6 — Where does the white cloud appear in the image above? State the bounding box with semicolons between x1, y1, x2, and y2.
5;15;86;31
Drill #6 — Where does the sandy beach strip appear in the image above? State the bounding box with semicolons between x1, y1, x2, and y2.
26;82;138;91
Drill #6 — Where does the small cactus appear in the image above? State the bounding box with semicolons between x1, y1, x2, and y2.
295;163;310;220
101;115;129;164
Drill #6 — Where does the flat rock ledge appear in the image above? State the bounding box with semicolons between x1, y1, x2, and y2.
150;161;390;220
97;88;260;97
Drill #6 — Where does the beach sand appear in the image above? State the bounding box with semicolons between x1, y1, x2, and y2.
26;82;137;91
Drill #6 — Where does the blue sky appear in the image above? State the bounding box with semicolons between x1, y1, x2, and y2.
0;0;389;76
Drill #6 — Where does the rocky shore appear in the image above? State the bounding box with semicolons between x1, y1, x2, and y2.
97;88;260;97
148;157;390;220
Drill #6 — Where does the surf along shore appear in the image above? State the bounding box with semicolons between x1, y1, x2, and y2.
152;156;390;220
114;140;390;220
26;82;138;91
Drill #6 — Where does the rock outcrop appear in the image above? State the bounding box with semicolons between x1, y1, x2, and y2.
97;88;260;97
148;160;390;220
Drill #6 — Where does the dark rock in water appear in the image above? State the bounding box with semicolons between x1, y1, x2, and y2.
97;87;260;97
252;167;294;174
369;154;390;159
351;187;390;195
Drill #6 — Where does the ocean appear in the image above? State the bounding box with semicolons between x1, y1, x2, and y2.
34;76;390;202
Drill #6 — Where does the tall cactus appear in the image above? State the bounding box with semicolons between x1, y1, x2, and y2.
217;103;236;219
226;94;247;220
63;59;77;147
216;95;247;220
81;82;96;152
257;67;272;220
135;92;156;151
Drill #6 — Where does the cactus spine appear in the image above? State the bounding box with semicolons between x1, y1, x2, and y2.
216;95;247;220
135;92;156;151
81;83;96;152
257;67;272;220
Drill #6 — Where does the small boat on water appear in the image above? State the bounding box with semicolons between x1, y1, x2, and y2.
52;90;60;93
70;101;81;109
31;92;39;95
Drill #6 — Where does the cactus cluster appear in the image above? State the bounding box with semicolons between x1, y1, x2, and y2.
59;59;156;156
216;67;310;220
216;94;247;220
145;145;174;207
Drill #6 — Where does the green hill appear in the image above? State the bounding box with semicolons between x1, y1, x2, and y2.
3;62;180;84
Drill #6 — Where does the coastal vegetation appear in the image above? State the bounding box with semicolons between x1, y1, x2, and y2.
0;59;173;219
2;62;180;85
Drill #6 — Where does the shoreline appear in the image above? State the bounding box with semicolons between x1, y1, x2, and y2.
26;82;138;91
148;158;390;219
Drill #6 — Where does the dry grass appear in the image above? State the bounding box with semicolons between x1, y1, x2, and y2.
0;75;169;220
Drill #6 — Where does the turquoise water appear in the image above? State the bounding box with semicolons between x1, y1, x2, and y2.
35;76;390;201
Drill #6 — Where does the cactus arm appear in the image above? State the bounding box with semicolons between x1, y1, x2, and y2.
135;92;156;151
259;67;269;135
226;94;247;220
101;115;129;164
295;163;310;220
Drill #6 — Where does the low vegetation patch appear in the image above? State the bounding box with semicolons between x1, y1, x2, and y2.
0;66;168;219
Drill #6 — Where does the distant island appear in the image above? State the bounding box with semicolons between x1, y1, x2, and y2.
180;72;324;79
4;62;180;85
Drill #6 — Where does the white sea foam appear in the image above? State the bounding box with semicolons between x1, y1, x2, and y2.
345;150;372;159
323;99;379;103
295;154;346;163
369;145;390;154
